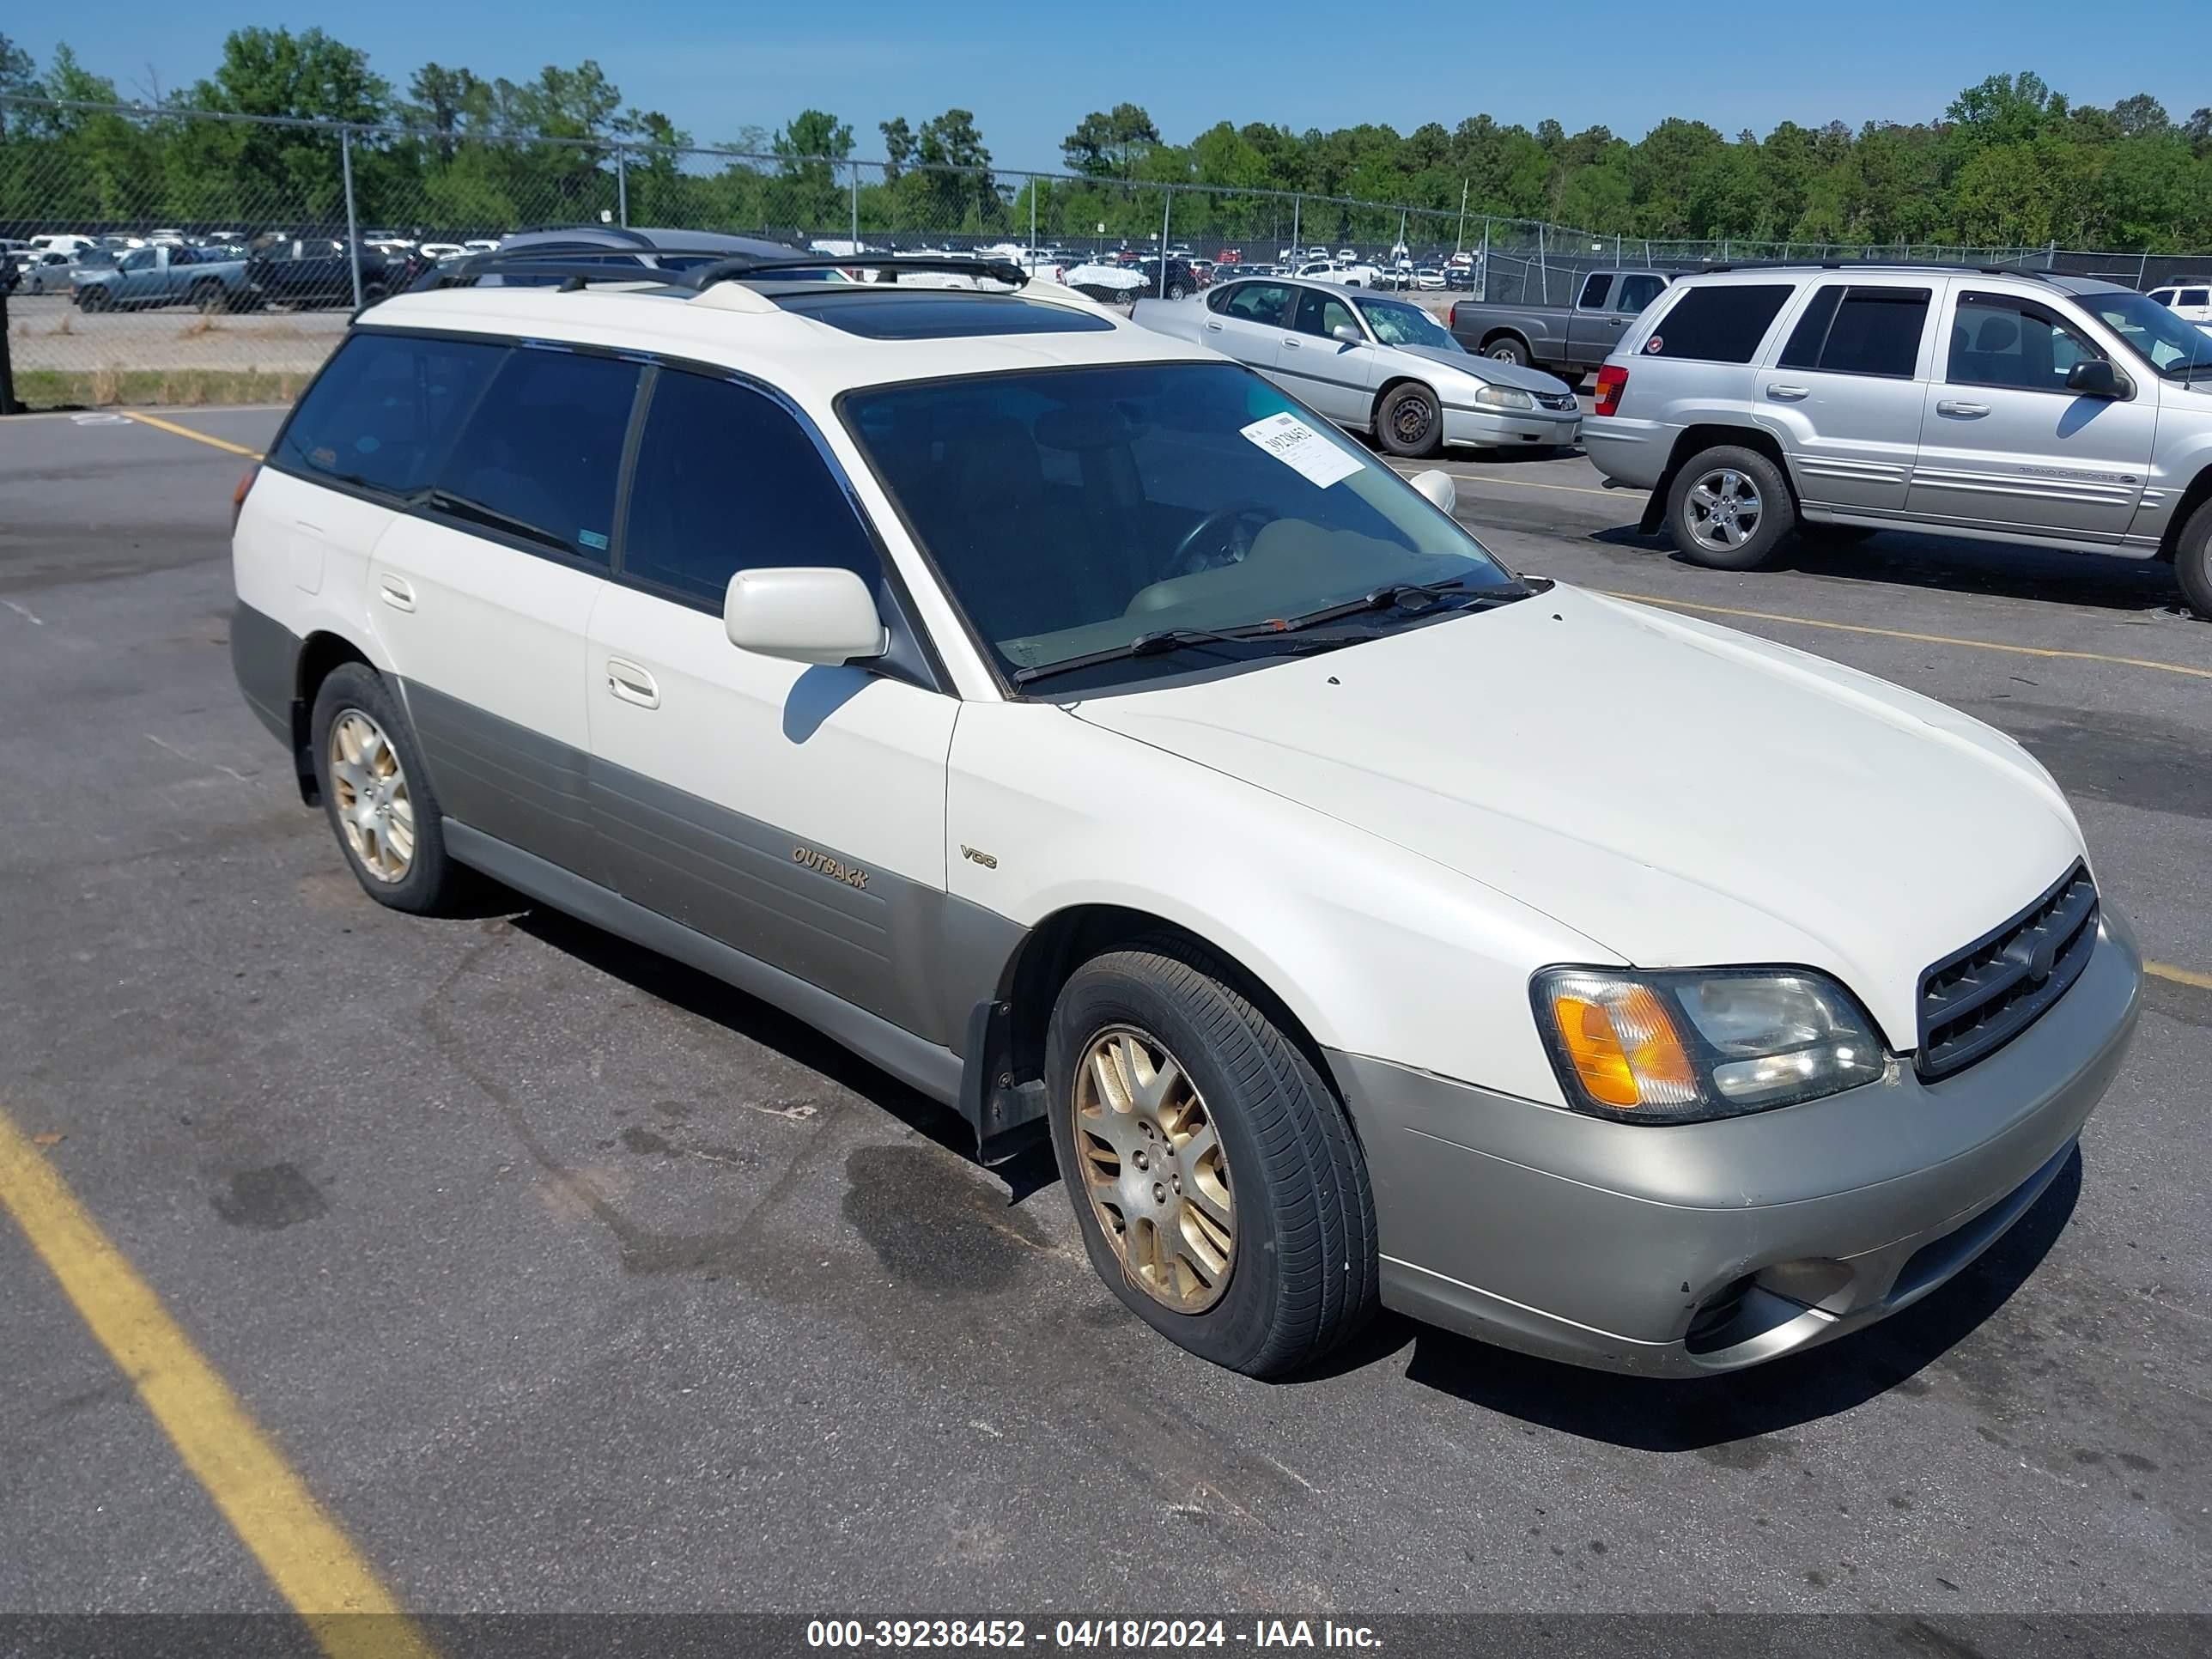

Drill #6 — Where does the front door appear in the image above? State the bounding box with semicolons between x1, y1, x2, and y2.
1756;282;1935;514
1278;288;1374;423
586;366;958;1043
1908;287;2156;539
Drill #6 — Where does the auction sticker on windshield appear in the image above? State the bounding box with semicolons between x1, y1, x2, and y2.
1241;412;1363;489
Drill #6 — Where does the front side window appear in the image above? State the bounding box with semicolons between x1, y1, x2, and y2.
120;249;155;272
1355;297;1458;350
842;363;1522;690
1948;294;2108;392
2075;289;2212;378
1294;289;1360;340
432;348;641;563
276;331;505;497
1577;273;1613;310
622;369;879;605
1642;283;1794;363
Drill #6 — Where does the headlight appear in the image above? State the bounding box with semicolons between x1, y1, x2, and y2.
1473;384;1536;410
1529;966;1885;1122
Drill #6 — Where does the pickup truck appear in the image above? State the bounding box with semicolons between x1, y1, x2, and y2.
1447;268;1674;385
71;244;252;313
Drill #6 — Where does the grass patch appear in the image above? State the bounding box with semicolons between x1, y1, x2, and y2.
9;367;307;410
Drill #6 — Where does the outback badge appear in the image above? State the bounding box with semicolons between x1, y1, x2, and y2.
792;846;868;890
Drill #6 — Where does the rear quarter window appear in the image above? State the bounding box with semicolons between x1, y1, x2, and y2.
1641;284;1796;364
275;331;506;497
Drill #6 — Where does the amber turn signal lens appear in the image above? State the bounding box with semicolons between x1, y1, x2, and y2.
1549;984;1696;1109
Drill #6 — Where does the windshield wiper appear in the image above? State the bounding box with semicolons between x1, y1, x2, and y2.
418;489;572;554
1267;577;1523;635
1011;625;1350;687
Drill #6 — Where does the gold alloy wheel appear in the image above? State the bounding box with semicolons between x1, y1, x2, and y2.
327;709;416;883
1073;1025;1235;1312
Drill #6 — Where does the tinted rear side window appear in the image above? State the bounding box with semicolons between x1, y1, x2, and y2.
622;369;880;605
275;331;504;496
1779;285;1929;377
432;348;641;565
1643;284;1794;363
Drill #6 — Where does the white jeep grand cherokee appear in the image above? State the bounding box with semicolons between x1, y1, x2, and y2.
231;253;2140;1379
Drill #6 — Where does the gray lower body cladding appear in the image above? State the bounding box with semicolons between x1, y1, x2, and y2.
1328;905;2142;1376
230;600;299;747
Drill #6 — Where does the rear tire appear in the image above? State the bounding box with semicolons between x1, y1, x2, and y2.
1484;335;1529;367
1046;939;1377;1378
1376;382;1444;459
309;664;466;915
2176;498;2212;621
1666;444;1796;570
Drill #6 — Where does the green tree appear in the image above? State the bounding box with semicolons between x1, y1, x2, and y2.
1061;103;1158;178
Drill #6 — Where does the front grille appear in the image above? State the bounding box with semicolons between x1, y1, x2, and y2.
1536;391;1579;412
1917;863;2098;1080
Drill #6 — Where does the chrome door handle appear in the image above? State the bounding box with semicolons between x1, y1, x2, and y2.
377;574;416;611
1936;400;1990;417
1766;384;1810;401
605;659;659;710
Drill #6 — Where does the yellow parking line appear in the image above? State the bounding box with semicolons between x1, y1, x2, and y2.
2148;961;2212;991
1389;460;1614;497
122;410;264;460
1598;590;2212;683
0;1109;434;1659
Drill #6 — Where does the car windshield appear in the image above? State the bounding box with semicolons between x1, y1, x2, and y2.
842;362;1522;690
2078;289;2212;379
1356;298;1459;350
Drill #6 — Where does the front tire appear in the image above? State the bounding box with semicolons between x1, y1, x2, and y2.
1165;283;1188;301
310;663;465;915
1666;444;1796;570
1046;939;1377;1378
1376;382;1444;459
77;285;112;313
2176;498;2212;621
191;280;225;314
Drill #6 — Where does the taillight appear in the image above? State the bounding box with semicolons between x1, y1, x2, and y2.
1594;364;1629;418
1449;302;1460;330
230;464;259;532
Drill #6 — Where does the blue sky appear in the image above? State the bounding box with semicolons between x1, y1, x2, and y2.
11;0;2202;172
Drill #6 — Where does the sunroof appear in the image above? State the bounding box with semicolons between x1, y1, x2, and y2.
772;290;1115;339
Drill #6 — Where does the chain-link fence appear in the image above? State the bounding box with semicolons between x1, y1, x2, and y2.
6;95;2211;410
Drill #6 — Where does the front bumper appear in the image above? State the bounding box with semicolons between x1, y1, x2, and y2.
1443;406;1581;449
1328;904;2142;1376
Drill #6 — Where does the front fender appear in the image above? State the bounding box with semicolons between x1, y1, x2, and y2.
945;700;1611;1109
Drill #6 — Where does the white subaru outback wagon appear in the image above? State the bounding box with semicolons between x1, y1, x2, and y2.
231;252;2141;1379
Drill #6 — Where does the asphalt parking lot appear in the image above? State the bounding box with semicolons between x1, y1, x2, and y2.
2;404;2209;1639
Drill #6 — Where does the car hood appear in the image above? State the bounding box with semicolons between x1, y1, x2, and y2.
1389;342;1568;394
1066;586;2083;1049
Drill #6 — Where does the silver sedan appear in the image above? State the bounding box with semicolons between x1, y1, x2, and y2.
1134;276;1582;458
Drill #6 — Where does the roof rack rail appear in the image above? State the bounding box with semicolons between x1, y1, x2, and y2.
408;247;1031;297
684;254;1030;291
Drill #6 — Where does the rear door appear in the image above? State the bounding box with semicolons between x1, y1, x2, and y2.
1200;281;1295;373
368;339;643;879
1756;281;1934;514
1907;286;2155;538
1279;287;1375;422
586;366;958;1042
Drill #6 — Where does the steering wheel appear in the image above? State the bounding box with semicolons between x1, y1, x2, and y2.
1167;501;1276;579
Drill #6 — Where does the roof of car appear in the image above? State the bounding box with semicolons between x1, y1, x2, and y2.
1667;262;2135;297
355;277;1213;401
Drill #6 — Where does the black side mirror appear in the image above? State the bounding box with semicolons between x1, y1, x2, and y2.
2066;358;2127;398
